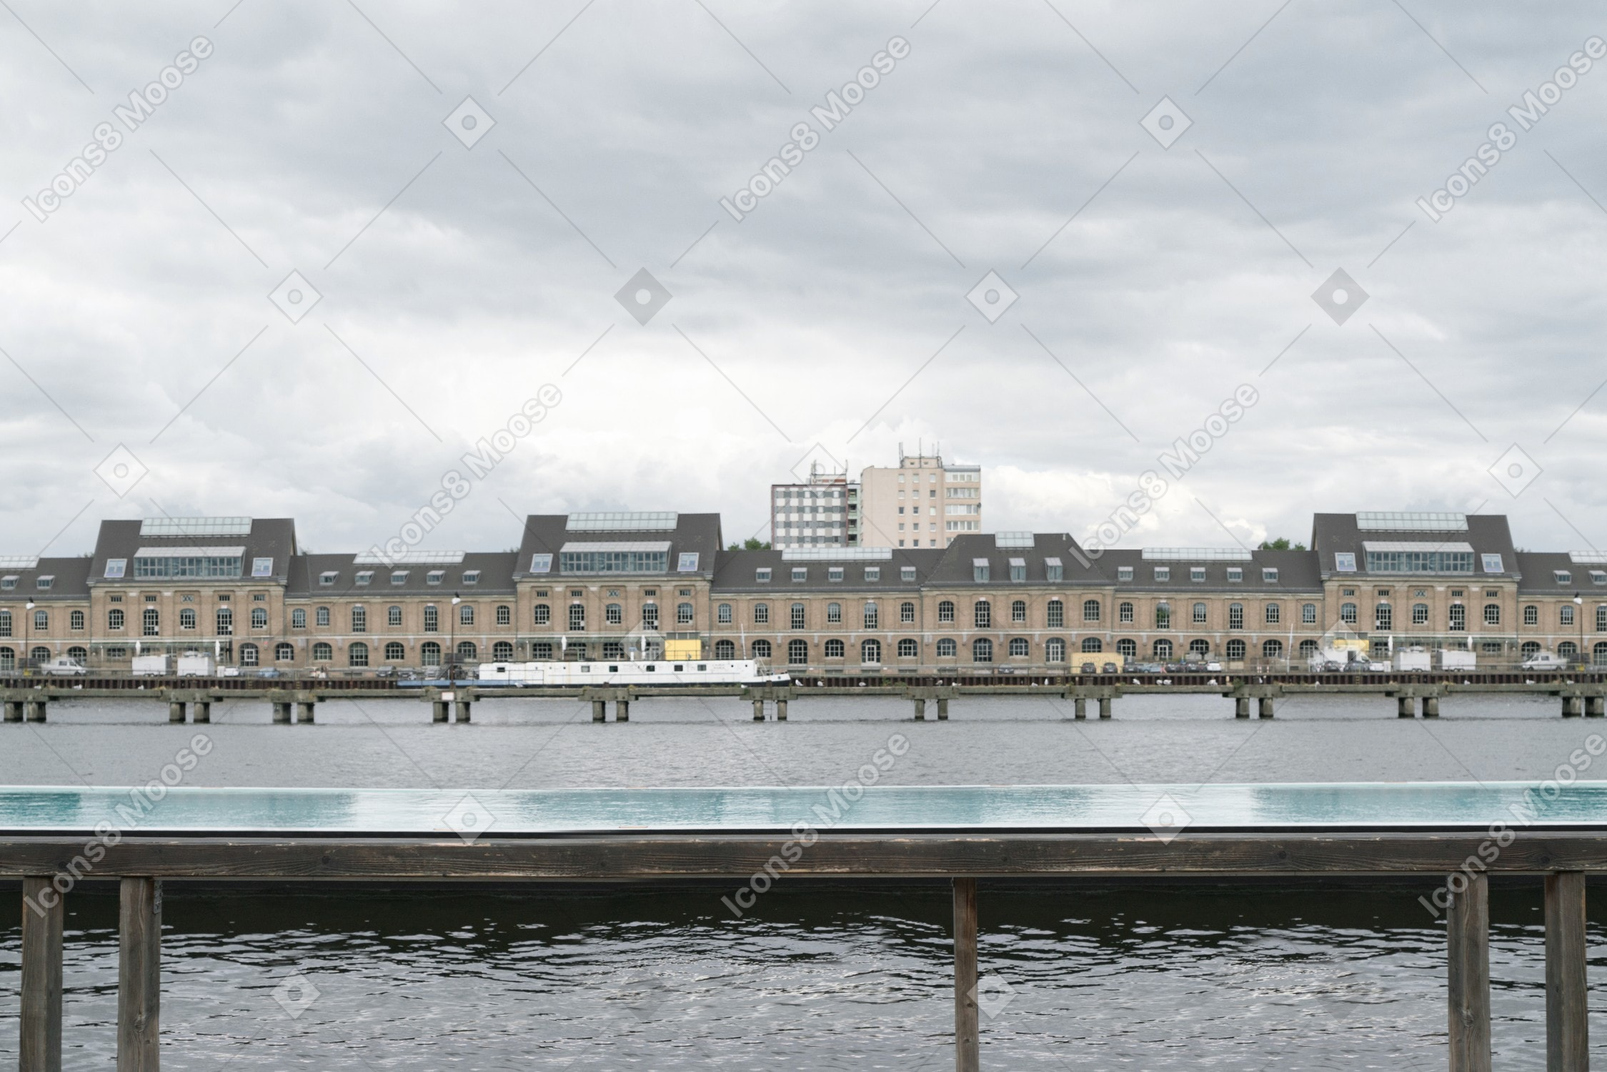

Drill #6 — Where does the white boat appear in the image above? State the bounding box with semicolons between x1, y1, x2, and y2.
476;659;790;687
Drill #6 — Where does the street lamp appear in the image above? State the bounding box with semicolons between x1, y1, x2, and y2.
23;600;34;676
1574;593;1585;668
448;593;462;684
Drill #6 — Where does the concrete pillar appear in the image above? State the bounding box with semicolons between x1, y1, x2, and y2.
1097;696;1111;719
614;699;628;722
273;701;292;724
1234;696;1250;719
753;698;766;721
3;699;21;722
25;700;45;723
296;700;315;724
913;697;926;720
591;699;605;722
775;698;787;721
1422;696;1440;719
433;700;450;723
1588;696;1605;718
167;700;186;723
937;697;950;720
1258;696;1275;719
1398;696;1415;718
1564;695;1584;718
193;700;210;724
454;700;471;723
1074;696;1087;720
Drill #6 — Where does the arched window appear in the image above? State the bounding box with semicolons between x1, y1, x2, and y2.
568;604;585;630
291;608;306;629
1011;600;1027;623
1083;599;1101;622
1521;640;1541;658
456;641;477;660
714;639;736;659
1485;604;1501;626
1045;637;1065;662
972;638;993;662
1302;603;1317;623
861;639;882;664
1228;603;1244;630
1559;641;1579;660
1118;602;1134;624
717;603;732;624
315;606;330;627
534;603;551;625
751;639;772;659
312;642;333;661
69;609;85;631
901;602;916;623
251;607;268;629
1594;642;1607;666
66;646;88;664
753;603;769;625
1046;600;1063;628
421;641;441;666
107;608;123;630
179;608;196;630
30;646;50;665
936;638;957;657
1264;603;1280;625
601;602;621;626
459;604;474;626
1598;606;1607;633
143;608;159;635
1523;605;1538;626
1189;639;1210;656
824;638;846;659
1298;639;1320;658
493;641;514;661
1375;603;1391;630
384;641;406;661
641;603;658;629
973;601;991;628
1153;639;1172;660
0;647;12;671
1225;639;1246;660
1340;603;1357;625
1009;637;1030;657
1116;638;1137;658
863;602;878;628
827;602;843;624
1192;602;1207;624
275;642;295;662
351;606;367;632
938;600;955;623
385;605;401;627
788;639;808;665
1081;637;1103;653
218;607;235;634
1413;603;1429;625
898;638;918;659
1262;639;1284;660
677;603;694;625
239;643;258;666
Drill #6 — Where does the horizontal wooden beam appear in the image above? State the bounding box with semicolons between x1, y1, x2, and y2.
0;831;1604;880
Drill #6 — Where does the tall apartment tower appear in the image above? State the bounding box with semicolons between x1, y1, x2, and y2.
769;463;859;549
857;448;981;549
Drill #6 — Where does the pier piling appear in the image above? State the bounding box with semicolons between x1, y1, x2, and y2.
953;878;979;1072
614;699;628;722
1074;696;1087;720
914;697;927;720
117;877;161;1072
1258;696;1275;719
1398;696;1415;718
1588;696;1605;718
193;700;210;724
167;700;185;723
1563;695;1584;718
591;699;605;722
938;697;950;720
776;698;787;721
455;699;472;723
1545;872;1589;1071
25;699;46;723
753;698;765;721
296;700;315;724
1422;696;1440;719
1097;696;1111;719
1446;872;1491;1072
21;876;63;1072
272;700;292;724
3;699;20;722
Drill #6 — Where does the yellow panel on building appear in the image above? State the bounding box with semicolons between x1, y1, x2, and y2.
664;638;703;660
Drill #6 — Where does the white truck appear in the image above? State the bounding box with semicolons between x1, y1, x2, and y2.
132;654;173;677
1437;650;1477;671
177;653;216;677
1393;648;1432;672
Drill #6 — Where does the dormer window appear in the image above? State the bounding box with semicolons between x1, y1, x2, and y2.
755;568;772;583
1334;553;1357;572
863;567;880;581
1226;567;1243;582
427;570;445;585
529;553;553;574
1116;566;1133;581
391;571;409;585
1045;558;1063;583
1153;567;1170;582
1262;568;1279;583
1190;567;1205;582
355;571;373;586
319;571;338;586
462;570;480;585
251;557;273;577
794;567;809;583
1556;570;1573;585
105;558;127;579
36;575;53;590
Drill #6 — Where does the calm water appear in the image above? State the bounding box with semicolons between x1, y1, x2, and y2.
3;693;1606;1068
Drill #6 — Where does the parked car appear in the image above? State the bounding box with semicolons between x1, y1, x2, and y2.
40;656;87;676
255;667;282;678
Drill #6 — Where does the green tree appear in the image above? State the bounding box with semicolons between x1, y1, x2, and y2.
1258;537;1306;551
728;538;771;550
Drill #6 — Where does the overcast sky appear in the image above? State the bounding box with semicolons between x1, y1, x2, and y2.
2;1;1605;557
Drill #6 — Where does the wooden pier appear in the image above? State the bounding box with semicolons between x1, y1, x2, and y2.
3;782;1604;1070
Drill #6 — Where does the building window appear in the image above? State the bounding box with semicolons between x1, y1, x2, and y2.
1263;639;1284;660
1011;600;1027;623
825;638;846;659
1263;568;1279;583
974;601;991;628
754;603;769;625
1118;602;1134;624
497;605;512;626
1046;560;1063;582
973;638;993;663
1192;602;1207;624
717;603;732;624
460;604;474;626
827;602;843;624
1009;560;1026;583
251;607;268;629
1008;637;1030;657
604;603;623;626
1191;567;1206;583
143;608;159;636
1484;604;1501;626
1117;567;1134;582
108;608;124;630
755;568;771;583
533;603;551;626
1450;604;1467;631
69;609;84;631
275;642;295;662
677;602;694;625
178;608;196;630
312;642;333;661
291;608;306;630
568;604;585;630
1228;603;1244;630
714;639;735;659
1083;599;1101;623
352;606;367;632
1116;638;1137;658
973;559;989;582
1412;603;1429;625
937;600;954;623
1153;567;1170;582
214;607;235;635
391;571;408;586
1560;642;1579;660
1226;639;1246;660
1521;604;1538;626
315;606;330;628
385;641;405;661
1047;600;1064;628
752;639;772;660
1045;637;1066;662
791;603;806;630
1560;605;1576;627
349;642;369;667
901;601;916;624
641;604;658;630
1597;605;1607;633
1302;603;1317;624
1190;639;1211;657
936;638;957;657
456;641;477;660
1340;603;1357;625
1375;603;1392;630
861;639;881;664
788;639;808;665
32;610;48;632
1153;639;1173;660
1264;603;1280;625
863;602;879;628
421;642;441;666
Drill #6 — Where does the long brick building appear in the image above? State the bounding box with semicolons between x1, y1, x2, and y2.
0;510;1602;674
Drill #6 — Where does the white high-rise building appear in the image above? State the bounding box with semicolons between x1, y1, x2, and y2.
769;463;859;549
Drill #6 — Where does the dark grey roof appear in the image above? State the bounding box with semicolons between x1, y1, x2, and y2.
1514;552;1607;594
512;513;722;580
711;548;943;593
923;533;1111;587
285;552;517;598
1096;548;1323;593
1310;513;1517;579
0;557;92;601
88;518;299;584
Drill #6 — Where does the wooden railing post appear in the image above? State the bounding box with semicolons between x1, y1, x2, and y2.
1545;871;1588;1072
953;877;979;1072
21;877;64;1072
118;877;161;1072
1447;872;1491;1072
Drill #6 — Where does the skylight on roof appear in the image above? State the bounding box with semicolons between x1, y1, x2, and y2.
1141;547;1253;561
352;550;465;564
1569;551;1607;564
994;532;1035;548
0;555;40;569
781;546;893;561
1355;512;1468;532
566;512;679;532
139;517;252;537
